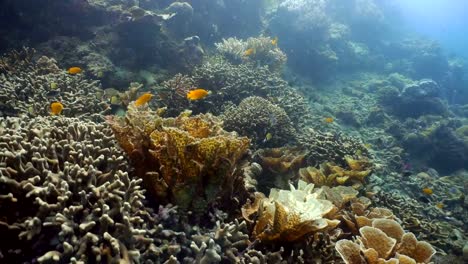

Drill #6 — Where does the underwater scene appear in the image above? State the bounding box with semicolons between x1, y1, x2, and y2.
0;0;467;263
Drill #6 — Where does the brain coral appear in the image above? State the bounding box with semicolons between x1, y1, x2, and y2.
0;115;156;263
0;47;109;119
222;96;296;147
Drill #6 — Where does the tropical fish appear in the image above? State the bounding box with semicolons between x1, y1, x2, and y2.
50;82;58;90
324;117;334;123
244;48;255;56
435;202;444;209
187;89;210;101
271;36;278;46
263;132;273;143
422;188;433;195
50;102;64;115
134;93;153;107
68;67;82;75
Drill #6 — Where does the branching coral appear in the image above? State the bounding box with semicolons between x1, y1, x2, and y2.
336;219;436;264
0;48;109;119
107;104;251;213
215;36;287;71
222;96;296;147
0;115;154;263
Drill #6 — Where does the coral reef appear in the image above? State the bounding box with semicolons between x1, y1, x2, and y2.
336;219;436;264
107;104;251;213
0;115;153;263
0;48;109;119
222;96;296;147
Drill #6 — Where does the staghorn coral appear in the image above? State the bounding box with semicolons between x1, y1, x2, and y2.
0;48;109;119
107;104;251;213
215;36;287;71
336;219;436;264
243;180;340;243
299;156;373;189
222;96;297;147
0;115;155;263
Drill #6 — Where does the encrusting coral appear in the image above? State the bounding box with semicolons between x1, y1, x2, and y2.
0;115;155;263
107;104;251;213
336;219;436;264
0;48;109;119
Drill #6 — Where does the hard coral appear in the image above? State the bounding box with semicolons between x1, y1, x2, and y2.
0;115;153;263
222;96;296;147
243;180;340;243
336;219;436;264
108;104;250;212
0;48;109;119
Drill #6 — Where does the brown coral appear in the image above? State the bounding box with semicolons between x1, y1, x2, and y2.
299;156;373;189
108;104;250;212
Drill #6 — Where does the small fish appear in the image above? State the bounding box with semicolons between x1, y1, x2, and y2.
435;202;444;209
324;117;334;123
263;132;273;143
50;82;58;90
422;188;433;195
50;102;64;115
364;143;372;149
110;95;121;105
68;67;82;75
187;89;210;101
134;93;153;107
271;37;278;46
244;48;255;56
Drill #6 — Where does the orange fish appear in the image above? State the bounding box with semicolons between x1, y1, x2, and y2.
50;102;64;115
422;188;433;195
324;117;334;123
244;48;255;56
68;67;82;75
187;89;210;100
134;93;153;107
271;37;278;46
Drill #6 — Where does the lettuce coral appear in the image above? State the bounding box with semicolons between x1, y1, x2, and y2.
107;104;250;212
243;180;340;243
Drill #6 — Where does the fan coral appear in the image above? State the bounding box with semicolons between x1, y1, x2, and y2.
243;180;340;243
0;116;154;263
0;48;109;119
107;104;251;212
299;156;373;189
336;219;436;264
222;96;296;147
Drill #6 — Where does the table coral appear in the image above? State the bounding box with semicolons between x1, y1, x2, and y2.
108;104;251;213
0;115;154;263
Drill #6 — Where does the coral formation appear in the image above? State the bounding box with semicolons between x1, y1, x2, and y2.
0;115;153;263
336;219;436;264
107;104;251;212
0;48;109;119
222;96;296;147
243;181;340;243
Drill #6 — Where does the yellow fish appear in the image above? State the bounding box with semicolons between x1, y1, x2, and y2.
271;37;278;46
50;102;64;115
324;117;334;123
134;93;153;107
68;67;82;75
187;89;210;101
244;48;255;56
263;132;273;143
422;188;433;195
435;202;444;209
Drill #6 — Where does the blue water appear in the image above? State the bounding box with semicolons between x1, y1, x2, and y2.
394;0;468;58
